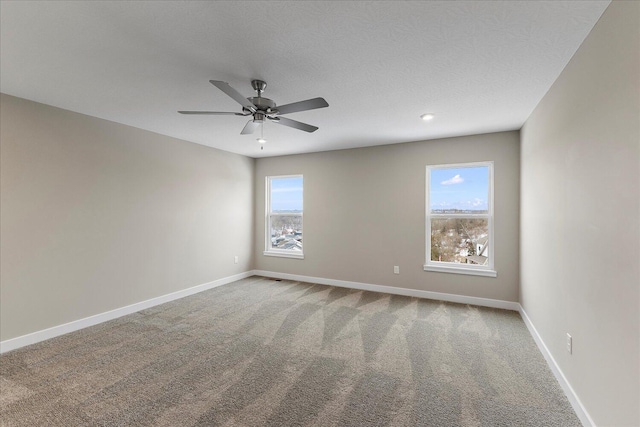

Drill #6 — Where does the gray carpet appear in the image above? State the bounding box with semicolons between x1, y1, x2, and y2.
0;276;580;426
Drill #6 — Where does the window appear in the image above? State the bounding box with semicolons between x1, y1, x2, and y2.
425;162;496;277
264;175;304;259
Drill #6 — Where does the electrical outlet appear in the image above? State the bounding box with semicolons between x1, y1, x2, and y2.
234;256;239;264
393;266;399;274
566;333;572;354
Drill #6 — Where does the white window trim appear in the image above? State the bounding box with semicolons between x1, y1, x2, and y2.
263;249;304;259
424;161;496;277
264;174;304;259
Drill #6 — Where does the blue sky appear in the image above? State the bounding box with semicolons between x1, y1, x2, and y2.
430;166;489;212
271;176;303;212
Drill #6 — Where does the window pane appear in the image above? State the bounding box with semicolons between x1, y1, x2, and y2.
430;166;489;214
430;218;489;265
271;176;303;213
270;215;303;251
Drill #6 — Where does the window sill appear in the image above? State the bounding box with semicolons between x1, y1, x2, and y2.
423;264;497;277
263;251;304;260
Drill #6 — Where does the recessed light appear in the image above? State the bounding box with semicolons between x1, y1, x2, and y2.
420;113;435;121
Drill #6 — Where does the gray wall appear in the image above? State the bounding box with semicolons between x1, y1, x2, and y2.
520;2;639;426
0;94;254;341
255;131;520;302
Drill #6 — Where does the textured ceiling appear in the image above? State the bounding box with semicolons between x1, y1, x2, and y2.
0;1;609;158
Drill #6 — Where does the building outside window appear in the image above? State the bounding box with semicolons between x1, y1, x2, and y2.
264;175;304;259
424;162;496;277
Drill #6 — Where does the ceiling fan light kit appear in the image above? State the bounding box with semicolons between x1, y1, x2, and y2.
179;80;329;142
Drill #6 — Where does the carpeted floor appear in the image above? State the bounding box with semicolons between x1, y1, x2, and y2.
0;276;580;426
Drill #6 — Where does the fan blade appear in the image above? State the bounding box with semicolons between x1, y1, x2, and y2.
241;120;260;135
271;116;318;133
209;80;256;112
275;97;328;115
178;111;246;115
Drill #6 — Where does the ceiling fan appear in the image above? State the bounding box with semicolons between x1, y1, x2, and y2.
179;80;329;134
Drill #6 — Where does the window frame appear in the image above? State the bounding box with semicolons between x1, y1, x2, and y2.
424;161;496;277
264;174;304;259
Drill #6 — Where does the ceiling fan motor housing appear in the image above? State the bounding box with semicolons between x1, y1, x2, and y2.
248;96;277;113
248;80;278;118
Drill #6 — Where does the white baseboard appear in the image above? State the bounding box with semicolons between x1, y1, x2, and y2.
0;271;254;354
519;306;594;427
252;270;520;311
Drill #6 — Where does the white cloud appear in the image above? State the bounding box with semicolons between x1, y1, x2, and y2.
472;198;483;206
441;174;464;185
